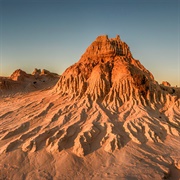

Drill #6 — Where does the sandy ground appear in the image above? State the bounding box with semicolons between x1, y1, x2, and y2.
0;88;180;180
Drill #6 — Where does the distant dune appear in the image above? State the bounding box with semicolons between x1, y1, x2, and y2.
0;35;180;180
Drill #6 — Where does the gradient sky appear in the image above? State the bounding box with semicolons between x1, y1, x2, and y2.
0;0;180;86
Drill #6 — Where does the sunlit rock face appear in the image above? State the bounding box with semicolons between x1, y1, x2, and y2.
81;35;132;58
55;35;178;107
0;35;180;180
162;81;171;87
52;35;180;156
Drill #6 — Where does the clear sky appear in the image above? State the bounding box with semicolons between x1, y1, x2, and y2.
0;0;180;86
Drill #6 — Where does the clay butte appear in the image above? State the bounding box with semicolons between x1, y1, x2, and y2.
55;34;179;108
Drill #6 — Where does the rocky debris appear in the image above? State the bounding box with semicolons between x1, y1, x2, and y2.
32;68;41;76
162;81;171;87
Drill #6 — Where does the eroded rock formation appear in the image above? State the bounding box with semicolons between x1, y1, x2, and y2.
55;35;179;108
0;69;59;95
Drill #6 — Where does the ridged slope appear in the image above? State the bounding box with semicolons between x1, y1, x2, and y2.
55;35;179;109
53;35;180;155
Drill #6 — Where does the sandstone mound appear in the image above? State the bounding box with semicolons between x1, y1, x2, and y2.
55;35;179;107
0;69;59;96
0;35;179;179
10;69;30;81
162;81;171;87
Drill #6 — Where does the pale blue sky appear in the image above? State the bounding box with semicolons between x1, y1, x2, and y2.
0;0;180;86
